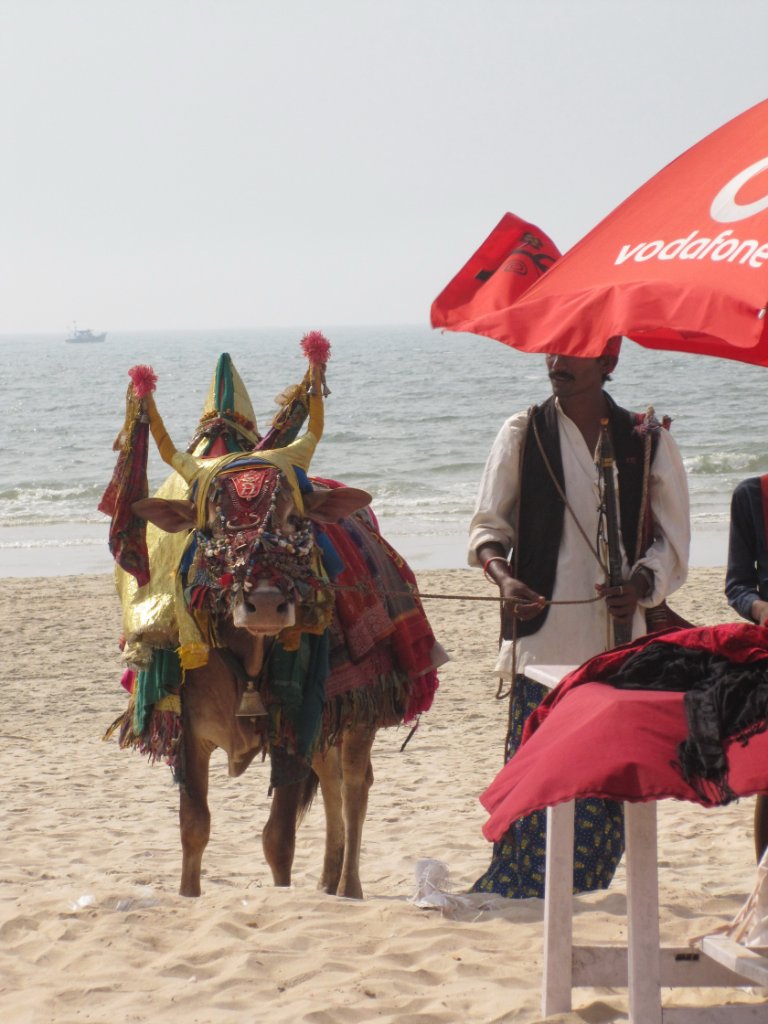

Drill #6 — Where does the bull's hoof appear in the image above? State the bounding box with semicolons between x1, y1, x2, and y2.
336;881;363;900
179;858;203;897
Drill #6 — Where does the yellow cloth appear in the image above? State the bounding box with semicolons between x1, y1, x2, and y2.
199;358;260;445
116;468;203;656
117;390;324;665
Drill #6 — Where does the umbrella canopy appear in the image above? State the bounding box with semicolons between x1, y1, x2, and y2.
432;98;768;366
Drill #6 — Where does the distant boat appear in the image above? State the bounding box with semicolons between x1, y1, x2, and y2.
65;325;107;344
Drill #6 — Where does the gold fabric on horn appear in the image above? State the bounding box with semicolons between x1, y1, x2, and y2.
116;359;326;670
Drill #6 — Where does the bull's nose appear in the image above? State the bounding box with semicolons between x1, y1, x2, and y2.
244;596;291;615
232;585;297;633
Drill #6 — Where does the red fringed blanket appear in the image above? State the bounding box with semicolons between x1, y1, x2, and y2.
481;623;768;843
315;481;441;723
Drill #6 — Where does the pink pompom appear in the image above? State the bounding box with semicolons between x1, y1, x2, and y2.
120;668;136;694
300;331;331;365
128;364;158;398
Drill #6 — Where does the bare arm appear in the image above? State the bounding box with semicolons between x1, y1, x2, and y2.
477;542;547;622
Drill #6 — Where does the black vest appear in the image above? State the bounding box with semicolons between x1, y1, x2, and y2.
513;394;652;638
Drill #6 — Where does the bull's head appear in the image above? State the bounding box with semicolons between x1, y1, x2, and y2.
133;464;370;642
104;334;369;674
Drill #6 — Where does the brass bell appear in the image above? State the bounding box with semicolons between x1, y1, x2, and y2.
236;681;267;717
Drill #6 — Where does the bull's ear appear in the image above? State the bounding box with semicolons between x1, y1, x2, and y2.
132;497;197;533
303;486;372;524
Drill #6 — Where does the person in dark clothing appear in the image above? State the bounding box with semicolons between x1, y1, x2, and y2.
726;476;768;625
725;474;768;860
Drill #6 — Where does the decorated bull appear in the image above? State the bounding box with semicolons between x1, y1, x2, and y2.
101;335;445;898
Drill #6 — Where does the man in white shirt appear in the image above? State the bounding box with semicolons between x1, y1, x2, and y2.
470;339;690;898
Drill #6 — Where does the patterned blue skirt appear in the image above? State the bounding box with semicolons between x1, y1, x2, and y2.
471;675;625;899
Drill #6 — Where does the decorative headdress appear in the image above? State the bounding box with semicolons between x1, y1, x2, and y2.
187;352;260;456
99;333;332;588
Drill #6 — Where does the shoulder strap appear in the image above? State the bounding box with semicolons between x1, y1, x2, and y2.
530;410;605;570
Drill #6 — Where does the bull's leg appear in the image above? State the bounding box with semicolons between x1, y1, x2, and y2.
336;724;376;900
179;737;214;897
312;744;345;895
262;781;303;887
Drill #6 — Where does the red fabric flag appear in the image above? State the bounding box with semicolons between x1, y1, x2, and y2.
430;213;562;331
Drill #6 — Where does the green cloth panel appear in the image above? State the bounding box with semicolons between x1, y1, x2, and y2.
132;647;183;734
268;630;329;756
215;354;236;416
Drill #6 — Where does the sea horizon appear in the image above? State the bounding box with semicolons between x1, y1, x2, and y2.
1;323;762;580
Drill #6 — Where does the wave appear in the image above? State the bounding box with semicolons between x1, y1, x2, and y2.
684;451;768;475
0;481;104;500
0;537;104;550
0;482;107;526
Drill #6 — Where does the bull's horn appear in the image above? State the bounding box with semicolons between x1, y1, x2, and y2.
279;390;323;471
275;332;330;471
127;366;200;484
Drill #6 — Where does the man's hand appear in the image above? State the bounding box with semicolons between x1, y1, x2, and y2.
598;578;643;623
477;543;546;629
497;576;547;622
598;567;652;624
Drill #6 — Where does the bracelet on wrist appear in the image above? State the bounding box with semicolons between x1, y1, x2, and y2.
483;556;508;583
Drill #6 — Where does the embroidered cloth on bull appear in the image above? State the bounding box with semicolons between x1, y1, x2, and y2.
481;623;768;843
314;484;441;729
265;631;329;758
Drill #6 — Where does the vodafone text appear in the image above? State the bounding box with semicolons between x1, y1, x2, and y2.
615;230;768;269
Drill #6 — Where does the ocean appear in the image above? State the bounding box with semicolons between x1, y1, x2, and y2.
2;324;767;578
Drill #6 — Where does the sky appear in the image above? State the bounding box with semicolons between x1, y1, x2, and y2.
0;0;766;333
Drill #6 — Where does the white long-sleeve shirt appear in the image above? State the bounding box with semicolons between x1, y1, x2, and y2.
469;400;690;676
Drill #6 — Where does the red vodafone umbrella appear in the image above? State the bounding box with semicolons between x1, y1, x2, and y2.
431;98;768;365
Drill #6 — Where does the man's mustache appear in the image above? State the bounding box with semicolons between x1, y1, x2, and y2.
549;371;575;382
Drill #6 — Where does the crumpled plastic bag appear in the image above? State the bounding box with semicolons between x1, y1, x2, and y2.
409;857;511;918
410;857;477;912
411;858;452;908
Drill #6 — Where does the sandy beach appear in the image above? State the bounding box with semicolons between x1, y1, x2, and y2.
1;566;765;1023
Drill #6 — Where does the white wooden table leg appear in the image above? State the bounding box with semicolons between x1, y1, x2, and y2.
625;801;662;1024
542;800;575;1016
